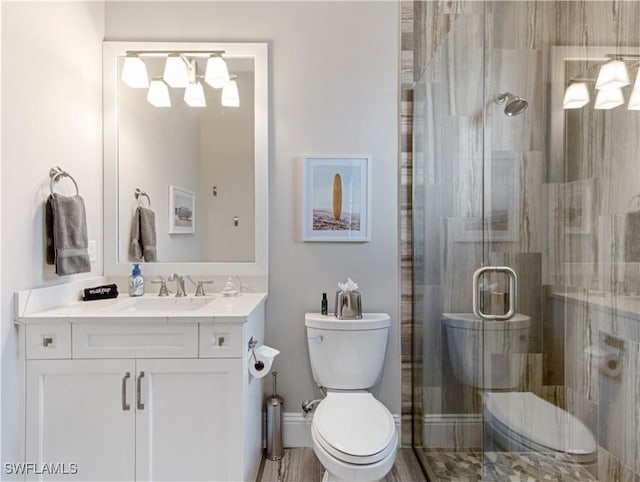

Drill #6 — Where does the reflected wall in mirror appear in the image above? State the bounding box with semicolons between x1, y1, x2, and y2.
104;42;268;276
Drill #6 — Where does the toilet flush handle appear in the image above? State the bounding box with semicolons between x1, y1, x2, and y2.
308;335;323;343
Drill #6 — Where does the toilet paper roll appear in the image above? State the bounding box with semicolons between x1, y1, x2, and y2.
249;345;280;379
585;345;622;378
601;352;622;378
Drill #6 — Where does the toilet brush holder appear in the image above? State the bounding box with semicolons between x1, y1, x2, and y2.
265;372;284;460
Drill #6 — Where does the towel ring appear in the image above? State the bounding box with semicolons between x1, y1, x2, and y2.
134;188;151;207
49;166;79;196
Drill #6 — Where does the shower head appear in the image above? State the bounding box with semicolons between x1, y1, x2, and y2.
493;92;528;116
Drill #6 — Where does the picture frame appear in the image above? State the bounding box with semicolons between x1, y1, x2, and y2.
302;156;371;242
169;185;195;234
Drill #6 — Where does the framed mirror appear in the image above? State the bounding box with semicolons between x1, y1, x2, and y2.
103;41;268;276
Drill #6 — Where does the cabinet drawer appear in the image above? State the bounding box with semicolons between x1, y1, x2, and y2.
72;324;198;359
199;324;244;358
26;324;71;359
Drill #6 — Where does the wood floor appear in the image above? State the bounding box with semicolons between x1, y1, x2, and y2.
257;447;426;482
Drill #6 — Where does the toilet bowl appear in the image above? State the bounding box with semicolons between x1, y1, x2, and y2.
311;392;398;482
305;313;397;482
443;313;597;468
484;392;597;470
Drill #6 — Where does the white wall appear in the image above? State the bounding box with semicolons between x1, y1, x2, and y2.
1;1;105;465
105;1;400;414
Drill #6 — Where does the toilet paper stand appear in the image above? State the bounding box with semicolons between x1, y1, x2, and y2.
248;337;264;370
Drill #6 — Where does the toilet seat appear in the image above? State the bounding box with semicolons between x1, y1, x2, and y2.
312;392;396;465
484;392;597;463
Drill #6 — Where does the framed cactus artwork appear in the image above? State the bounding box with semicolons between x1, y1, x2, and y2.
301;156;371;242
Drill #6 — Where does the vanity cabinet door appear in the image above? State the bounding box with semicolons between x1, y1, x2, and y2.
25;359;136;481
134;358;243;482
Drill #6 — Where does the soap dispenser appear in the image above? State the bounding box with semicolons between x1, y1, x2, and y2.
128;263;145;297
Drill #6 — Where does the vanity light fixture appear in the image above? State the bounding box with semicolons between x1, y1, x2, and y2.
563;82;590;109
163;54;189;88
147;79;171;107
221;75;240;107
122;50;238;108
594;87;624;109
595;60;630;90
205;53;230;89
121;55;149;88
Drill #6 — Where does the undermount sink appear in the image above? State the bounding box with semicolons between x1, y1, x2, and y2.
107;297;215;313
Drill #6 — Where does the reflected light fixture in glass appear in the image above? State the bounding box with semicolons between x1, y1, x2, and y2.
147;79;171;107
204;54;230;89
595;60;630;90
594;87;624;109
563;82;590;109
221;76;240;107
121;55;149;88
628;70;640;110
163;54;189;88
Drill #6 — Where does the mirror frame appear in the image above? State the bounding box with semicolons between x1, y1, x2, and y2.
103;41;268;277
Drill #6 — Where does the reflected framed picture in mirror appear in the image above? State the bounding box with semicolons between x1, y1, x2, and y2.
169;185;195;234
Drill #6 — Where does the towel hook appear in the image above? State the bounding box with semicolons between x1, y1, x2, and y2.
49;166;79;196
134;188;151;207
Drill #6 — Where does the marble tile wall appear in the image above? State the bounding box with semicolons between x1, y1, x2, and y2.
400;0;414;447
554;2;640;479
409;1;640;479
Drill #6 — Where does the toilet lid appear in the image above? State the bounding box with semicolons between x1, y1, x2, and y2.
484;392;597;456
313;392;395;459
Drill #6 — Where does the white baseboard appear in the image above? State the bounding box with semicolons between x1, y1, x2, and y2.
423;413;482;449
279;412;401;448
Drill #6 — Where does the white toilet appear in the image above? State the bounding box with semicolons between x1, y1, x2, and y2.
443;313;597;470
305;313;398;482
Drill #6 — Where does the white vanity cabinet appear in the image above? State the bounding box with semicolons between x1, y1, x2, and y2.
20;304;265;482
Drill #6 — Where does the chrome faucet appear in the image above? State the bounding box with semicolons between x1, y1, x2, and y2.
168;273;186;297
186;276;214;296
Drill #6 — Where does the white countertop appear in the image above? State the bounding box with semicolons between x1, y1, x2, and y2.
551;290;640;321
16;292;268;325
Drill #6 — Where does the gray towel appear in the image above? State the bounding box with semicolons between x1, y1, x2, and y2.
45;193;91;276
129;206;157;262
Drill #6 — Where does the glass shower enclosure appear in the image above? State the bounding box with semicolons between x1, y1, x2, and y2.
412;2;640;480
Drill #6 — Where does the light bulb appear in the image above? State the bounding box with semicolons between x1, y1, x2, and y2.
563;82;590;109
147;80;171;107
163;55;189;88
221;78;240;107
121;55;149;88
595;60;630;90
594;87;624;110
184;81;206;107
204;55;230;89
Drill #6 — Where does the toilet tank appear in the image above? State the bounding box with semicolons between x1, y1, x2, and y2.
442;313;530;390
305;313;390;390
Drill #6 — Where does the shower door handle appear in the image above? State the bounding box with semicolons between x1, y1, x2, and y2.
472;266;517;321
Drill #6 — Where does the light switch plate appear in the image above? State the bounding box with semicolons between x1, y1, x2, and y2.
88;240;97;263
